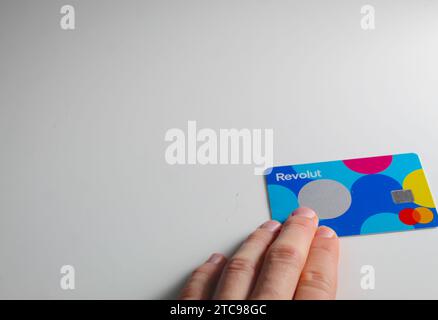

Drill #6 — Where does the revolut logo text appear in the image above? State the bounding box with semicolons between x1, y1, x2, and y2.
276;170;322;181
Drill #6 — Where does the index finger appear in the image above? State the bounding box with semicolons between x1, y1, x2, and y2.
294;226;339;300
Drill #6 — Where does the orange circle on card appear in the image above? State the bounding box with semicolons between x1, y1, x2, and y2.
414;207;434;224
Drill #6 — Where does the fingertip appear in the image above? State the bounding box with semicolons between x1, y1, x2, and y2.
259;220;282;232
292;207;317;218
290;207;319;227
315;226;337;239
207;253;226;264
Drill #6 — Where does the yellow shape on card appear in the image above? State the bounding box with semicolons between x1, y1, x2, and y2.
403;169;435;208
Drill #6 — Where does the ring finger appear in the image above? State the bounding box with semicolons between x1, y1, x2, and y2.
213;220;282;299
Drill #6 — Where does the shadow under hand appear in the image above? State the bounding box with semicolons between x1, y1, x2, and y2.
155;238;245;300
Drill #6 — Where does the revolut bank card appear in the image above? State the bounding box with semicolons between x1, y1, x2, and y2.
265;153;438;236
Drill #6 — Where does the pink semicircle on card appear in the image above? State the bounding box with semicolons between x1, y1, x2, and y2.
343;155;393;174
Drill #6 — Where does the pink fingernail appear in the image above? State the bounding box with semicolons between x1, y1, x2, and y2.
260;220;281;232
207;253;223;264
316;227;336;238
292;207;317;219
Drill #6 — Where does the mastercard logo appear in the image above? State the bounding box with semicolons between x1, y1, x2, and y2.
399;207;434;225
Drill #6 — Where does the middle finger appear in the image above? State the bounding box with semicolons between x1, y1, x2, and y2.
250;207;319;299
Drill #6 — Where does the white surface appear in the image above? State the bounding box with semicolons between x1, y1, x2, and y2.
1;0;438;299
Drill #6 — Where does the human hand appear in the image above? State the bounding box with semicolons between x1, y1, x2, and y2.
179;207;339;300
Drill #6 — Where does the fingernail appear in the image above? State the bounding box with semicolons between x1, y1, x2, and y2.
316;227;336;238
207;253;223;264
292;207;317;219
260;220;281;232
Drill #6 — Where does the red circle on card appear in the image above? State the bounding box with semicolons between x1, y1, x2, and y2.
398;208;419;225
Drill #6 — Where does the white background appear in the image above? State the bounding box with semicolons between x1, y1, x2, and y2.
1;0;438;299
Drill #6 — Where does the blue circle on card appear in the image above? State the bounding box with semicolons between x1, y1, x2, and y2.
267;184;298;222
360;212;414;234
